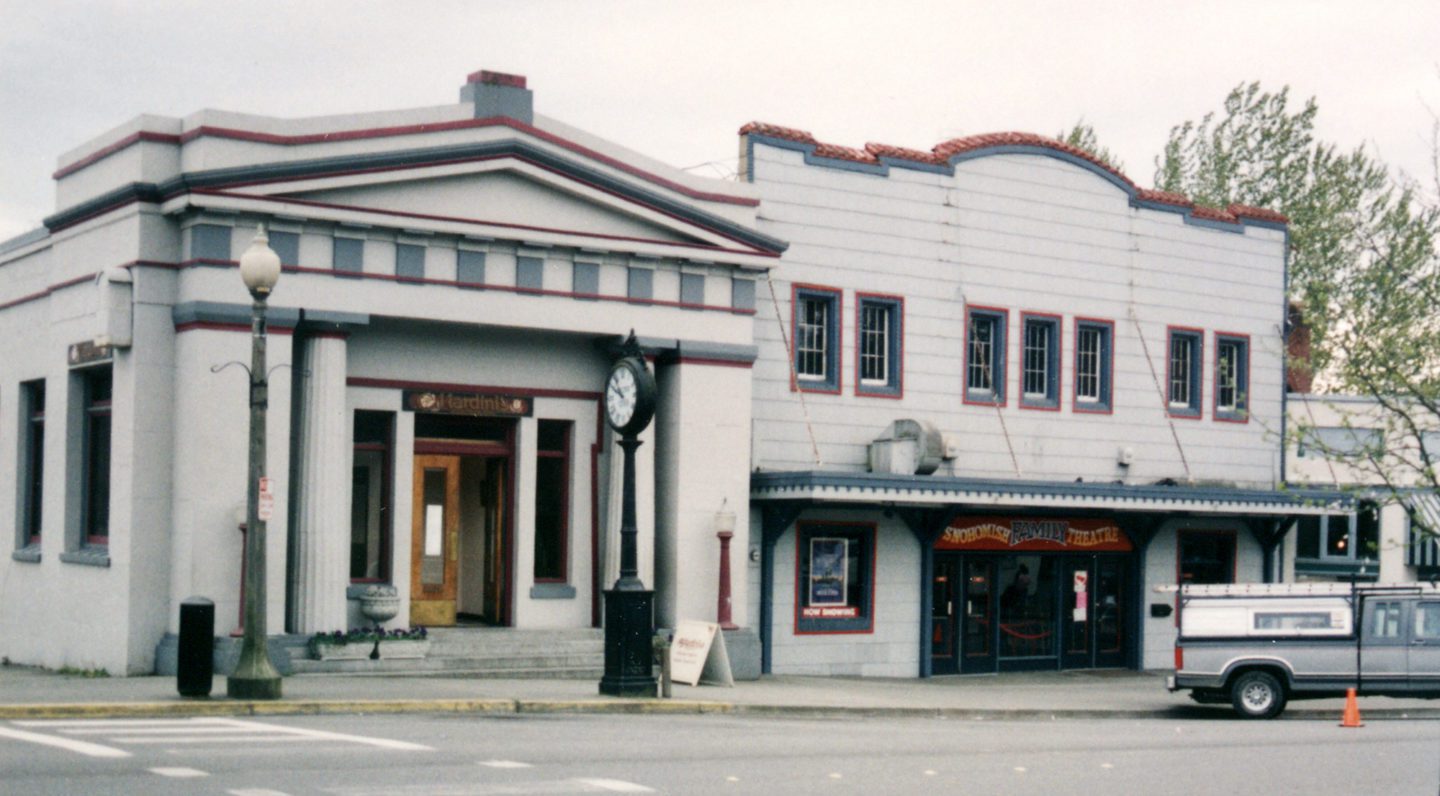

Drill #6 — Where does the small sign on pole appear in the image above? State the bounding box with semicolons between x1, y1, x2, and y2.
257;477;274;522
669;620;734;687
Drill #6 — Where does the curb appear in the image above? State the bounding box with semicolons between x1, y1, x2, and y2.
3;698;1440;721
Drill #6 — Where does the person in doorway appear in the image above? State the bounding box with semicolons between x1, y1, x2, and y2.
1001;565;1031;614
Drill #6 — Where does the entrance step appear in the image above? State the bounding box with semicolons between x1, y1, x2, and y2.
287;627;605;678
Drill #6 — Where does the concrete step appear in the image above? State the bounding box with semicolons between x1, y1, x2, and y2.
288;628;605;677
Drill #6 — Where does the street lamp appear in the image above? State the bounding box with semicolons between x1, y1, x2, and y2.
228;224;283;700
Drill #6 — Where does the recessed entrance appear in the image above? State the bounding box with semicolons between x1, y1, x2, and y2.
929;516;1133;674
409;416;514;627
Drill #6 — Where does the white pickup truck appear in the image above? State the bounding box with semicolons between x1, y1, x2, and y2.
1167;582;1440;718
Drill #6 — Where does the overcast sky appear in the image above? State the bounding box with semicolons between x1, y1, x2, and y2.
3;0;1438;241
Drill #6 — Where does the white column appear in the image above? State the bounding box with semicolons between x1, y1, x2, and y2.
292;333;350;634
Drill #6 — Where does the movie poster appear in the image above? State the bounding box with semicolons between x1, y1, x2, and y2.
808;537;848;606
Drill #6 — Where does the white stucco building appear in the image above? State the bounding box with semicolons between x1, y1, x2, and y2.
738;124;1347;676
0;71;782;675
1285;393;1440;583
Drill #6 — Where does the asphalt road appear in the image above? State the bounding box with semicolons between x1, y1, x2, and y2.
2;712;1438;795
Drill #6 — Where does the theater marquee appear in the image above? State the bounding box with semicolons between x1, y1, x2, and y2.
936;517;1132;552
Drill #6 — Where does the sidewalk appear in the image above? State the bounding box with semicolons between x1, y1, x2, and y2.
1;665;1437;721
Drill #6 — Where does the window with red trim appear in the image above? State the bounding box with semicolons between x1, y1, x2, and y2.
533;420;571;582
796;522;875;633
350;410;394;582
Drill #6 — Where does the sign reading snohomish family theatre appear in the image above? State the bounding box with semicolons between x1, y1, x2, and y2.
937;517;1132;552
403;390;532;417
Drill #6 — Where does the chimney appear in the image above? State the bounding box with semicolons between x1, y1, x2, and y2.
461;70;533;124
1285;301;1314;393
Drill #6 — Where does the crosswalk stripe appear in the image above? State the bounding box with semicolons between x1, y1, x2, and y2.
479;760;534;768
573;780;656;793
150;767;208;778
0;725;130;758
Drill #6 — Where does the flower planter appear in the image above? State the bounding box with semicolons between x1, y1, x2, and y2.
379;639;430;659
311;643;373;661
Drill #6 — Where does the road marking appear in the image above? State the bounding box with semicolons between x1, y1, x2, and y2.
573;780;655;793
228;790;293;796
0;725;130;758
150;767;208;778
14;717;431;752
479;759;533;768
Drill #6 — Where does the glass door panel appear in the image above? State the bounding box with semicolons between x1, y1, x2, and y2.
931;556;959;674
960;558;997;674
1095;556;1127;668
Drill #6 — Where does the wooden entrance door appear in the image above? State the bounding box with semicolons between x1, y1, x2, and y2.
411;455;460;626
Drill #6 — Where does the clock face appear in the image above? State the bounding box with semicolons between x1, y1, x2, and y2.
606;364;638;428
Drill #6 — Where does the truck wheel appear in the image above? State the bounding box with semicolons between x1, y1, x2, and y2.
1231;671;1286;719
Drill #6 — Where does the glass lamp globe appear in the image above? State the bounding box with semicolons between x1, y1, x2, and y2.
239;224;282;297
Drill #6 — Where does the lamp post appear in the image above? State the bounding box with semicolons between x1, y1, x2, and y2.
228;224;283;700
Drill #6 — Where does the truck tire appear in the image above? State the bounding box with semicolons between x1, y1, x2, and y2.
1230;671;1286;719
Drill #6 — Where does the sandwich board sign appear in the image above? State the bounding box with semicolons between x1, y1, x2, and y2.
669;620;734;687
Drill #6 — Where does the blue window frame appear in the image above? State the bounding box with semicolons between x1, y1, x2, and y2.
1074;318;1114;413
856;294;902;397
792;285;841;393
1166;327;1203;418
965;306;1007;405
1020;313;1061;409
457;250;486;285
190;224;232;261
516;256;544;290
1214;333;1250;422
267;231;300;266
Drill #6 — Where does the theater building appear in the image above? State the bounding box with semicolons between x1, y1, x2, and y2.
0;71;781;675
740;124;1346;676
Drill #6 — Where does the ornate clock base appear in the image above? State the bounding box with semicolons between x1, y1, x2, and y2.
598;587;656;697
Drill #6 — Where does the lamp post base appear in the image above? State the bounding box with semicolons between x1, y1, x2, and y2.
598;588;655;697
226;674;282;700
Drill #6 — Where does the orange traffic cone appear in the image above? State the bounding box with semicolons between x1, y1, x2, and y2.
1339;687;1363;728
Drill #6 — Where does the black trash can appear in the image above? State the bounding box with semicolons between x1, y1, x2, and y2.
177;596;215;697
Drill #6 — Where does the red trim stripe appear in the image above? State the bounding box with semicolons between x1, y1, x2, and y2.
346;377;600;401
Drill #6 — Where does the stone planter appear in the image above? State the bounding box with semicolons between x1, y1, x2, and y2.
358;585;401;624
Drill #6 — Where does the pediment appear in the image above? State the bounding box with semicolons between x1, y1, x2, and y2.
276;168;704;246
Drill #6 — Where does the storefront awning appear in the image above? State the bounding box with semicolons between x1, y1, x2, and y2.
750;471;1351;516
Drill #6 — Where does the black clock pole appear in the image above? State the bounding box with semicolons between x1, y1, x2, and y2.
600;336;657;697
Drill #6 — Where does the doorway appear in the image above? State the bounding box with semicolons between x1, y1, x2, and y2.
409;452;512;627
931;553;1130;673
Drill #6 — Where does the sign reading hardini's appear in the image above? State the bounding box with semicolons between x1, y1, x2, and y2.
936;517;1132;552
402;390;532;418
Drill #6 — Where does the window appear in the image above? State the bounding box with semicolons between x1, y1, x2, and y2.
533;420;571;582
1295;502;1380;577
516;256;544;290
1166;327;1203;418
1368;601;1404;639
18;380;45;550
627;267;653;300
1074;318;1114;413
680;273;705;308
457;250;487;285
796;522;875;633
267;231;300;266
1406;498;1440;571
965;307;1007;405
333;237;364;274
190;224;232;261
1178;531;1234;584
1297;426;1383;458
350;411;393;582
1215;334;1249;421
732;278;756;311
80;367;112;546
572;262;599;297
1416;603;1440;641
856;294;902;397
1020;313;1060;409
792;285;841;393
395;244;426;280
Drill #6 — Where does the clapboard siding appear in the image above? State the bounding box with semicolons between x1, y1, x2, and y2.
749;138;1286;488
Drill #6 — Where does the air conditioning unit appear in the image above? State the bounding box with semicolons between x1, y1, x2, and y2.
868;419;944;475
